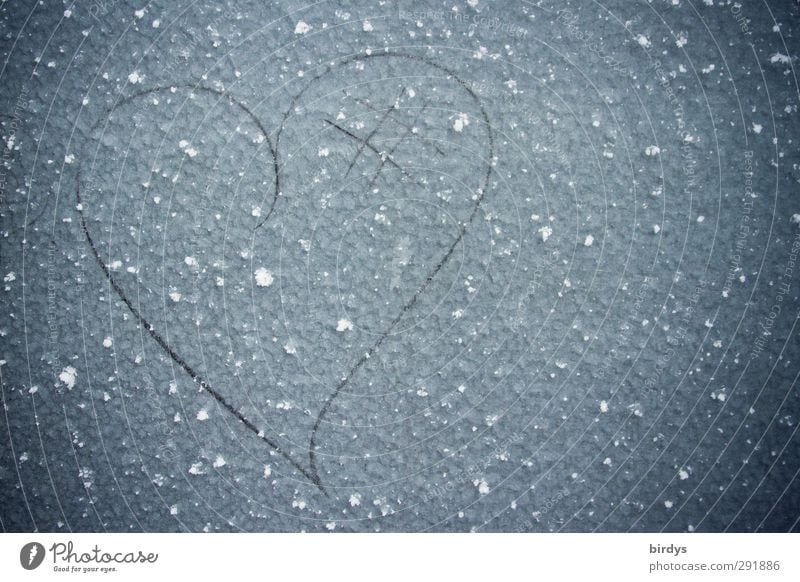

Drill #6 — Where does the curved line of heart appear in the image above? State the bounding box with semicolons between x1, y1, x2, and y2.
74;84;323;489
296;52;495;489
74;50;494;496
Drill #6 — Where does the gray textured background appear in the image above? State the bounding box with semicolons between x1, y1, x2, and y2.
1;0;799;532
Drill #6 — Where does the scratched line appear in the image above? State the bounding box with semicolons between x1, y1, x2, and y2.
350;93;447;157
342;86;406;180
75;53;495;495
75;85;325;493
363;112;423;192
323;119;410;179
305;51;495;489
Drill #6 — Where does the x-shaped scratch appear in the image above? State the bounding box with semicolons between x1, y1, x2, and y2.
337;86;406;181
323;119;410;180
350;92;446;157
364;112;425;192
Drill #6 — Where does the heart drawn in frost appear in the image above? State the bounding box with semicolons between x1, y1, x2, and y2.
75;51;494;495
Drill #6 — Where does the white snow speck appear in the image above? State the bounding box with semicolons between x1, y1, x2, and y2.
475;478;490;495
128;71;144;84
255;268;274;287
212;455;226;468
336;318;353;332
664;500;674;509
102;337;113;348
770;53;791;65
600;400;609;413
752;123;763;134
453;112;470;132
59;366;77;389
196;409;209;421
645;145;660;156
294;21;311;35
362;20;373;32
178;140;198;157
538;225;553;242
349;493;362;507
636;34;651;48
678;469;689;480
184;256;198;267
263;464;272;478
584;234;594;247
64;153;76;164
